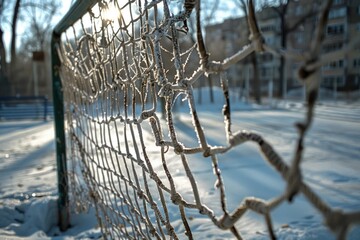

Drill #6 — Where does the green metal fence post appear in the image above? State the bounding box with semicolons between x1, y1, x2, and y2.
51;0;100;231
51;32;69;231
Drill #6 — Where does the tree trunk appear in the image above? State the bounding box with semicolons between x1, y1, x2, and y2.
251;52;261;104
278;15;287;98
208;75;214;103
0;28;7;74
9;0;21;95
11;0;21;64
279;55;285;98
0;27;10;96
238;0;261;104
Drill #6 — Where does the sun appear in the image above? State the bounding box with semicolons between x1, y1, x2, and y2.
103;5;121;23
102;2;134;28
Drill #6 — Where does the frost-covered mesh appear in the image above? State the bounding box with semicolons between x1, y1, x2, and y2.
56;0;360;239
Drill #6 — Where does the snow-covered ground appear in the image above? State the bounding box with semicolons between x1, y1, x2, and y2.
0;89;359;239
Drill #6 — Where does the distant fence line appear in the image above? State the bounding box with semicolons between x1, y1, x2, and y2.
0;96;52;121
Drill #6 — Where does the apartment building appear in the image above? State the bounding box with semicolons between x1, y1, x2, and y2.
205;0;360;98
205;7;281;96
288;0;360;92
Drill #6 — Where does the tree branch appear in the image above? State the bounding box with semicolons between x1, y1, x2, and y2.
286;7;318;33
10;0;21;63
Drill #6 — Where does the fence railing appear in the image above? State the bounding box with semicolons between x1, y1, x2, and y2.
0;96;50;121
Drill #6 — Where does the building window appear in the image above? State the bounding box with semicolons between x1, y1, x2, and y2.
322;76;345;87
323;77;333;86
323;59;344;69
323;42;343;52
260;53;273;62
261;67;268;77
295;5;302;16
327;24;344;35
333;0;344;5
329;7;346;19
293;32;304;44
336;76;345;86
264;36;274;45
354;58;360;67
260;25;276;32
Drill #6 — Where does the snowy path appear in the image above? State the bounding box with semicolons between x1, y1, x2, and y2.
171;101;360;239
276;100;360;122
0;121;57;198
0;100;359;239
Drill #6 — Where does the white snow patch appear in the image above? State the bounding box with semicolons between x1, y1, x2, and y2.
0;89;359;239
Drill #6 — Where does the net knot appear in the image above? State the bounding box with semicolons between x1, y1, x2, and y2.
229;130;249;146
158;83;173;97
149;227;156;237
285;167;302;202
150;172;158;181
150;201;158;210
174;143;184;154
297;58;318;81
171;192;183;205
137;190;145;199
203;147;211;157
141;110;154;120
245;197;269;215
89;190;100;201
218;213;232;230
199;205;213;216
249;33;265;52
325;210;347;233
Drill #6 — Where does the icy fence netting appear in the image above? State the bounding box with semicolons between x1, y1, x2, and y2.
51;0;360;239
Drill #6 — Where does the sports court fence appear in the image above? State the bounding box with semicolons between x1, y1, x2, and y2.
51;0;360;239
0;96;50;121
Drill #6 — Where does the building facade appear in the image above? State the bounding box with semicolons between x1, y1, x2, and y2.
205;0;360;98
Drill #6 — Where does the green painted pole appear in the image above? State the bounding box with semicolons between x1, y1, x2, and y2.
51;0;99;231
51;32;69;231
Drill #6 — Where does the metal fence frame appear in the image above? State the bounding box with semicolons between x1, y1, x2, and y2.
51;0;98;231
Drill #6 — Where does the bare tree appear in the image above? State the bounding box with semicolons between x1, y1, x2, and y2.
235;0;262;104
0;0;20;95
0;28;6;79
263;0;319;98
0;5;9;96
183;0;221;104
0;0;61;96
10;0;21;76
20;1;60;53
